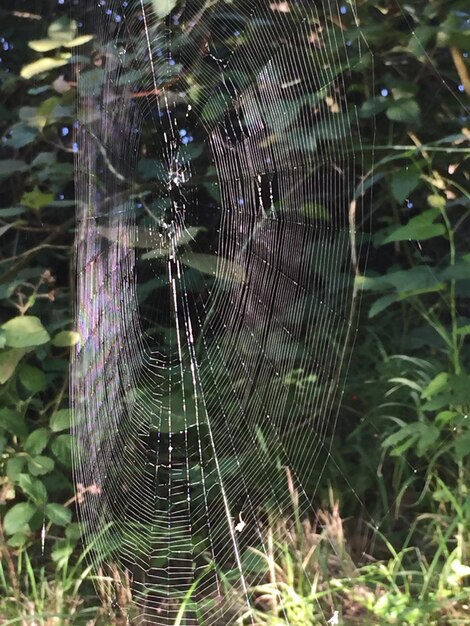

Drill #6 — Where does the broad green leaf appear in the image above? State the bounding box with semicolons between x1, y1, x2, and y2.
3;502;36;535
0;160;29;180
66;523;82;540
0;348;26;384
25;428;50;456
359;266;443;295
18;474;47;506
7;457;27;482
51;434;73;466
368;294;400;318
386;98;421;125
2;316;50;348
390;168;421;204
382;208;445;244
21;56;70;80
0;408;28;439
359;97;388;118
77;68;106;96
7;123;38;149
19;106;48;129
7;533;30;547
28;455;55;476
440;260;470;282
52;330;80;347
19;364;47;393
46;503;72;526
50;409;71;432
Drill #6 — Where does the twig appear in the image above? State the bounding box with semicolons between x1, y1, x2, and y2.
450;46;470;96
0;217;74;283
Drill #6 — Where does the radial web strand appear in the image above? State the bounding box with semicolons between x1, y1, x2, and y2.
71;1;370;623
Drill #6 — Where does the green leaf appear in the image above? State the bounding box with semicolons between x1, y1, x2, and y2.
77;68;106;96
51;539;74;568
47;17;77;43
19;364;47;393
435;410;459;427
29;39;63;52
1;316;50;348
422;372;449;400
28;455;55;476
18;474;47;506
25;428;50;456
7;532;30;547
416;424;440;457
359;97;388;118
0;408;28;439
51;434;73;466
440;260;470;282
0;348;26;384
0;160;29;180
50;409;71;432
182;252;246;284
21;56;70;80
7;124;38;148
382;209;445;244
51;330;80;347
455;432;470;461
151;0;178;18
64;34;94;48
46;503;72;526
7;457;27;482
65;523;82;540
386;99;421;125
390;168;421;204
457;324;470;337
21;187;55;211
368;294;400;318
3;502;36;535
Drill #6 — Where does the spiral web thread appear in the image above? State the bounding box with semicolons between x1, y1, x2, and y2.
72;1;370;623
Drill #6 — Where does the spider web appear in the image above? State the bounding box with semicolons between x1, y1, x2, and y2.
71;1;370;623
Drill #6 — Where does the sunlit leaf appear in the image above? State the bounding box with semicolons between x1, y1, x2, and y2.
151;0;178;18
21;56;70;80
0;349;26;384
1;316;50;348
52;330;80;347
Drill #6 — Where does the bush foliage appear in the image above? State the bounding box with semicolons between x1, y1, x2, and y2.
0;0;469;624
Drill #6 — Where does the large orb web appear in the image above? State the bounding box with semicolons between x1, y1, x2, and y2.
71;0;370;624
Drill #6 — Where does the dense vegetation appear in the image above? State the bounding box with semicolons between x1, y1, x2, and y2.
0;0;469;624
